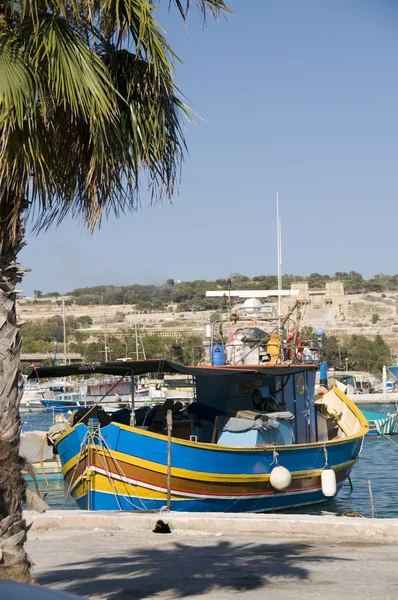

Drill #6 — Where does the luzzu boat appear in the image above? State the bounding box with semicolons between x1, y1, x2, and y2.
29;359;368;512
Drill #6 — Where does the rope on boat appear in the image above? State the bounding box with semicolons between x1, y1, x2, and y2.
271;448;279;465
40;434;49;487
95;427;148;511
323;445;329;468
62;430;90;509
378;431;398;446
95;447;124;511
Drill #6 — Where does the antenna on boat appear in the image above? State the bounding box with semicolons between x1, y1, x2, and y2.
276;191;283;330
62;299;67;365
135;319;139;360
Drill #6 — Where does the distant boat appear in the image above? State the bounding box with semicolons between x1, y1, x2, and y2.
24;458;63;483
20;430;63;482
20;385;47;413
84;377;163;408
41;392;92;413
361;409;398;436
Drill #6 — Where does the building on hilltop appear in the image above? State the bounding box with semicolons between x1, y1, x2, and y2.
282;281;347;326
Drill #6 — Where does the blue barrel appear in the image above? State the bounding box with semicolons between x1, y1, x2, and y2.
211;344;225;366
320;360;328;386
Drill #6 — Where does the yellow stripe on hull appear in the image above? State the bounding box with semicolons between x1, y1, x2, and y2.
72;471;183;501
63;445;357;485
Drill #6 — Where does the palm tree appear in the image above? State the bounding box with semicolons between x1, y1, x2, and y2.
0;0;230;581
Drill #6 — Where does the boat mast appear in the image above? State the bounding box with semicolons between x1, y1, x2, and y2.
135;319;139;360
276;191;283;329
102;298;108;362
62;299;67;365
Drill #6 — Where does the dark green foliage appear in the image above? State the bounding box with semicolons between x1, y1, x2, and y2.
304;326;390;375
21;316;79;353
77;315;93;328
22;316;203;365
45;271;398;312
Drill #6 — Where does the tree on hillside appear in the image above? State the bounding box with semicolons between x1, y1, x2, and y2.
0;0;230;581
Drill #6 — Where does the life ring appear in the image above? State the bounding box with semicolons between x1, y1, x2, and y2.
286;329;304;361
296;336;303;360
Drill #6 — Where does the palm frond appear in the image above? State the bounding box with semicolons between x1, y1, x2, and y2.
0;0;231;243
0;28;37;129
168;0;231;20
26;15;117;122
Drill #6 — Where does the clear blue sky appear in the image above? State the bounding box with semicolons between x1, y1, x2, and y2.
21;0;398;295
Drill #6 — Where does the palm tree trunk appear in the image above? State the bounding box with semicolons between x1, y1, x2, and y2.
0;232;31;582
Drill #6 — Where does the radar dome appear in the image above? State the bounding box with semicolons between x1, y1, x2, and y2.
243;298;263;314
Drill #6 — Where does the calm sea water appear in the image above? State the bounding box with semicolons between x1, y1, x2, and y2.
22;405;398;518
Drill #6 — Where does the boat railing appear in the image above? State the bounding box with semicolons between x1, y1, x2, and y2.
223;338;321;366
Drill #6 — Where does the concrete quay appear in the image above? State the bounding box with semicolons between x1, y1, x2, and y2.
25;510;398;544
348;392;398;404
26;512;398;600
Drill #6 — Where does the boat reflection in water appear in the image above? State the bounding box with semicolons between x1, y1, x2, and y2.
29;357;368;513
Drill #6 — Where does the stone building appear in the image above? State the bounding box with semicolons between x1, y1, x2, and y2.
282;281;347;326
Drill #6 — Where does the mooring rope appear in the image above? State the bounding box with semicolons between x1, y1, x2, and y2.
96;428;148;511
62;430;90;509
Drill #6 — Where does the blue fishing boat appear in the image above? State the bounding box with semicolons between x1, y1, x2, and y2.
361;409;398;436
41;392;92;412
29;358;368;513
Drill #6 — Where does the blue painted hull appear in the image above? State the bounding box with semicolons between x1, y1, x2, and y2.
56;420;364;513
73;482;346;512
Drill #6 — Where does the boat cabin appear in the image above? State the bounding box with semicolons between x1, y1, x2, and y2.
29;359;361;446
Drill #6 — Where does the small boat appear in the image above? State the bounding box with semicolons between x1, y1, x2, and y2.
361;409;398;436
20;386;47;413
24;458;63;483
20;430;63;482
29;357;368;513
41;392;92;413
83;378;163;409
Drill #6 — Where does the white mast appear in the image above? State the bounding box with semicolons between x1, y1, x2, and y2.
103;306;108;362
135;320;139;360
276;191;283;328
62;299;67;365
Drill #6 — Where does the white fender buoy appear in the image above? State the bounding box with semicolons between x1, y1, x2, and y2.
270;465;292;491
321;468;337;497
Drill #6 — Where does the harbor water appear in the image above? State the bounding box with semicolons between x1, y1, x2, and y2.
23;406;398;518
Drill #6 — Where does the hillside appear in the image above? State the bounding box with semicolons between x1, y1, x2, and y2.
18;275;398;353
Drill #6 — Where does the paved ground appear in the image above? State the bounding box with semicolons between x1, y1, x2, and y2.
27;528;398;600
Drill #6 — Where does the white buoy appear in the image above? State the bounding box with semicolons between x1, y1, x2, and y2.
270;465;292;491
321;468;337;497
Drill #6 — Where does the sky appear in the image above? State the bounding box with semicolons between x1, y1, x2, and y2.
21;0;398;295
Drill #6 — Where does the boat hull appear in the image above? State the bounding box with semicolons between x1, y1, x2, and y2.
56;422;364;513
23;459;63;482
362;410;398;435
41;399;94;412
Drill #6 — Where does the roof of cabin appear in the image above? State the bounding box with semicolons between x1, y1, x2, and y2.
28;359;317;380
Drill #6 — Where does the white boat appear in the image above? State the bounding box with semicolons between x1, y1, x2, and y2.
162;378;195;401
83;377;163;409
20;385;49;413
